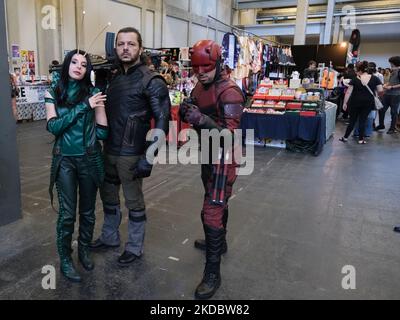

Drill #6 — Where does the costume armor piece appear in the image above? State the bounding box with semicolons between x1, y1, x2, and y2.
190;40;222;74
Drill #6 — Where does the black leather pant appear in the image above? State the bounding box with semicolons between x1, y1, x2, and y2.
55;156;98;262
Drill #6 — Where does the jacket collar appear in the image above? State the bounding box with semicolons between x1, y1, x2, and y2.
119;62;144;75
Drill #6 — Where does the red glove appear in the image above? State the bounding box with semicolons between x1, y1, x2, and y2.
184;105;205;126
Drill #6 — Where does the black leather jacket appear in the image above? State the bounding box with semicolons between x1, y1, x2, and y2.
104;63;171;156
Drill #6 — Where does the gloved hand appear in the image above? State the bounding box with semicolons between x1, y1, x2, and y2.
179;98;197;121
184;105;206;126
130;157;153;179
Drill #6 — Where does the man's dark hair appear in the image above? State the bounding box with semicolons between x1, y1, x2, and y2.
347;63;355;69
356;61;369;73
368;61;377;75
116;27;143;48
308;60;317;67
389;56;400;67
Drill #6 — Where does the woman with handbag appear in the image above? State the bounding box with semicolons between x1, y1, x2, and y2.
340;61;383;144
45;49;108;282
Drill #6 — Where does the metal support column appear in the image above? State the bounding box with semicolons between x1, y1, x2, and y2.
0;0;22;226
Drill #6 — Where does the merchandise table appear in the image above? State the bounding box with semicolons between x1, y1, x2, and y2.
240;111;327;156
324;101;338;141
16;84;49;121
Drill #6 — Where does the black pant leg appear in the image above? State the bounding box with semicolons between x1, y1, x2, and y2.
77;157;98;248
56;157;78;260
344;107;360;138
358;108;372;140
379;95;390;127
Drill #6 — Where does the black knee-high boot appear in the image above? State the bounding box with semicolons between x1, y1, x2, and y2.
195;225;225;300
78;212;95;271
194;209;228;254
56;186;81;282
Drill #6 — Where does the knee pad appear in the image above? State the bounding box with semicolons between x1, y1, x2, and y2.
103;203;120;215
129;209;147;223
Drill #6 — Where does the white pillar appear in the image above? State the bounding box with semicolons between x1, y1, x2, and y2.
332;16;340;44
319;24;325;44
323;0;335;44
339;27;344;43
294;0;309;45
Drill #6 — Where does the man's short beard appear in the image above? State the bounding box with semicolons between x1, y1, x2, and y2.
120;54;141;66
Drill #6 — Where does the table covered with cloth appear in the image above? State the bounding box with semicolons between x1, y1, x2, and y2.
240;112;327;156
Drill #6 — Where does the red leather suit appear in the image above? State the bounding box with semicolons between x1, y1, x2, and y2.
191;71;245;229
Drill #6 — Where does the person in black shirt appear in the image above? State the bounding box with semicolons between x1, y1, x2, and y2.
303;60;319;82
340;61;383;144
344;63;357;81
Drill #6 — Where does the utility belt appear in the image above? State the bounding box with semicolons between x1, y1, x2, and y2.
52;143;102;156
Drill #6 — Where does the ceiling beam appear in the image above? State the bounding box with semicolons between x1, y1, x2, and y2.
237;0;361;10
240;21;323;36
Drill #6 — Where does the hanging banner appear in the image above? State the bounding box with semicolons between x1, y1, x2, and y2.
16;85;47;105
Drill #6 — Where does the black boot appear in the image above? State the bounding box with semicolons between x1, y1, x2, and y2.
195;225;224;300
194;209;228;254
78;246;94;271
78;203;96;271
60;258;82;282
57;207;81;282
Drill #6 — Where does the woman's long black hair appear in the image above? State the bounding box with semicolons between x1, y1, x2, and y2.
55;49;93;107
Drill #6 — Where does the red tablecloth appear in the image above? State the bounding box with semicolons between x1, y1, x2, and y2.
151;105;191;145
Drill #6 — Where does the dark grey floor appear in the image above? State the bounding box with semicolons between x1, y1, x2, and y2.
1;119;400;300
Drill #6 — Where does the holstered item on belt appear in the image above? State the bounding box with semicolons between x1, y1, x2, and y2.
211;148;229;206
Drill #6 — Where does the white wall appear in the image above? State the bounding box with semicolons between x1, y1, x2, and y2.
217;31;226;45
165;0;189;12
60;0;76;53
217;0;232;25
164;16;189;48
360;41;400;69
191;23;209;44
191;0;217;18
145;10;155;48
6;0;38;71
5;0;233;74
81;0;141;56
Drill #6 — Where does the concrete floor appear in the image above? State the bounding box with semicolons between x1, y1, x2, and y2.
0;119;400;300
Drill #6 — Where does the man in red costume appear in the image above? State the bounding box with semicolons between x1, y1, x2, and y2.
180;40;245;299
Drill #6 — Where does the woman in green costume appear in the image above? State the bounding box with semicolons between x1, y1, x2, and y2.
45;50;108;282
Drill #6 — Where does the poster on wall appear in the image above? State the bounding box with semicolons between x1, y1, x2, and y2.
20;50;28;62
20;50;29;76
12;44;20;58
28;51;35;76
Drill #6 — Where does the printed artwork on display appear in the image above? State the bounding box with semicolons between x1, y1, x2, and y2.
12;44;20;58
21;63;29;76
28;51;35;76
20;50;29;76
20;50;28;62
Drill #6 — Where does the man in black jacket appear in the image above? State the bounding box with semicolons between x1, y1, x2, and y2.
90;27;170;266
